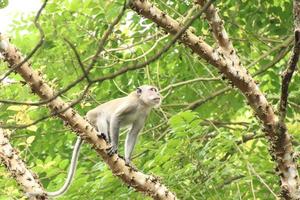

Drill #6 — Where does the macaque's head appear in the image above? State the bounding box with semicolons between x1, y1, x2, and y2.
136;85;161;108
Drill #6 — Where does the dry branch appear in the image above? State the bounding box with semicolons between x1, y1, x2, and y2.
0;36;176;200
0;128;46;200
130;0;300;198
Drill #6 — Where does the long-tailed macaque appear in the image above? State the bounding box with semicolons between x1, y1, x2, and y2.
86;85;161;164
29;85;161;198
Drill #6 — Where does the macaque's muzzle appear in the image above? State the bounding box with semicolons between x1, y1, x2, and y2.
152;96;161;108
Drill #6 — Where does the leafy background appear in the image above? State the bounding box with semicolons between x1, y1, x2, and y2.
0;0;300;199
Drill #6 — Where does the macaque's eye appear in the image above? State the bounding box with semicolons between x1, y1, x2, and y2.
150;88;157;92
137;87;142;94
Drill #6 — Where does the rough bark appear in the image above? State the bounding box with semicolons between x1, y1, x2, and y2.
196;0;241;68
0;128;47;200
0;35;176;200
277;1;300;198
130;0;300;198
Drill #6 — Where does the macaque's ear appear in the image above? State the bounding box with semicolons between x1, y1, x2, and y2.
136;87;142;95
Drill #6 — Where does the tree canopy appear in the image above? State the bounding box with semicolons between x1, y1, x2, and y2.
0;0;300;199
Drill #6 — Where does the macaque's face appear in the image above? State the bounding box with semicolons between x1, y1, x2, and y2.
138;85;161;108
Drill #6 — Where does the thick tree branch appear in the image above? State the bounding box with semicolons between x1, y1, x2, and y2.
0;37;176;200
130;0;300;198
196;0;241;69
186;41;292;111
0;128;46;200
130;0;275;129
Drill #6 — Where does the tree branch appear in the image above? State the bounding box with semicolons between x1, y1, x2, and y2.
159;77;220;93
185;86;230;110
0;0;127;108
0;0;48;83
196;0;241;69
279;0;300;124
130;0;300;198
0;36;176;200
0;128;46;200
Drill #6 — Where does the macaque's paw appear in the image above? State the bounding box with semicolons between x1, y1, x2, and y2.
97;132;108;143
106;146;118;156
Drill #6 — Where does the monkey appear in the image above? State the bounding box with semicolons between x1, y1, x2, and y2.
86;85;161;164
28;85;161;198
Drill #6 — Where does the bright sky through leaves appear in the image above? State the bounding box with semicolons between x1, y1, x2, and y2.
0;0;42;32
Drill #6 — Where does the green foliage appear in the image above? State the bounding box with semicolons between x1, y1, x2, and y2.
0;0;299;199
0;0;8;9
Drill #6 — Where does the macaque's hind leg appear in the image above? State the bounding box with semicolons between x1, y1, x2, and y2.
96;115;110;143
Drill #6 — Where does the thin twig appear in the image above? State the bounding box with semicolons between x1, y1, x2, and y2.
63;38;91;82
279;0;300;124
0;0;48;82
